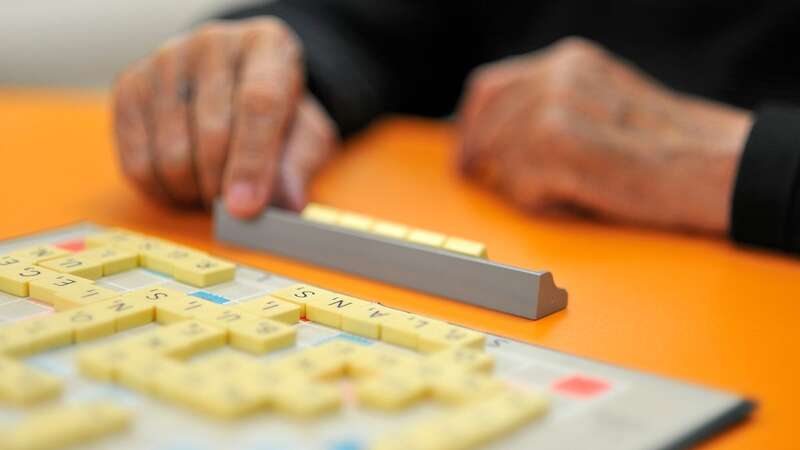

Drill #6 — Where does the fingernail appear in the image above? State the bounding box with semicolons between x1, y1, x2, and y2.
225;182;260;217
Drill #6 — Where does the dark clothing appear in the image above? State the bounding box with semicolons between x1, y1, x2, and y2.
220;1;800;253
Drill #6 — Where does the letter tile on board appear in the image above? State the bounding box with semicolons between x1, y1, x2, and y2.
85;297;154;332
306;294;370;328
0;357;62;405
0;402;131;450
228;319;296;354
194;307;259;331
53;284;120;311
272;381;342;418
120;285;189;305
39;255;103;280
270;348;345;381
0;265;59;297
8;244;70;264
115;354;183;394
172;255;235;287
53;307;117;342
0;255;32;270
81;246;139;275
430;372;506;404
77;345;136;382
356;373;428;410
157;320;226;358
340;303;399;339
29;273;94;305
234;296;300;324
155;295;223;324
417;323;485;353
0;328;32;357
85;229;143;248
140;246;203;274
425;347;494;373
379;313;446;350
270;284;337;316
3;317;73;354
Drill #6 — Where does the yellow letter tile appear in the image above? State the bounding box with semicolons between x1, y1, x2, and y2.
155;295;223;324
301;203;341;225
417;323;485;353
306;294;370;328
406;229;447;248
272;381;341;418
0;265;59;297
120;285;190;304
337;212;374;231
53;284;120;311
157;320;226;358
81;246;139;275
443;236;488;258
8;244;70;264
356;373;427;411
340;303;400;339
379;313;446;350
4;317;72;355
370;221;409;240
85;297;154;332
430;372;506;405
0;357;62;405
228;318;296;354
52;307;117;342
172;255;235;288
39;255;103;280
28;273;94;306
270;284;336;316
234;295;301;324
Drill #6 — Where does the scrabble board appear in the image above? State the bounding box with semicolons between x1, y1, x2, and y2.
0;224;752;450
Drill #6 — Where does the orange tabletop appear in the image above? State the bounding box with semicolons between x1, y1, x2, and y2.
0;89;797;448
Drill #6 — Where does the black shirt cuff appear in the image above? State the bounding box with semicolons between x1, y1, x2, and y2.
730;105;800;252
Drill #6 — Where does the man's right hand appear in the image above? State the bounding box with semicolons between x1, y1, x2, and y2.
112;18;338;218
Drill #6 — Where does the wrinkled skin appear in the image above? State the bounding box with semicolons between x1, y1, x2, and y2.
113;18;337;218
114;26;752;233
457;37;753;233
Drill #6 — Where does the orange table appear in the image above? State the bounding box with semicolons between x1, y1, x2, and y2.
1;89;797;448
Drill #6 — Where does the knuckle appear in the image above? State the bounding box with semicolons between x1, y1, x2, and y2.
249;16;291;37
555;36;606;62
196;21;229;39
465;65;498;95
537;105;571;137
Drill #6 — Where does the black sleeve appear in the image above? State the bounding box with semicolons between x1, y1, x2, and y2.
730;105;800;253
217;0;474;138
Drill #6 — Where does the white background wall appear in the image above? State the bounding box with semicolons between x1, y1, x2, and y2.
0;0;257;87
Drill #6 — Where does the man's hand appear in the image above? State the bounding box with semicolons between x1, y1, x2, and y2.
112;18;338;218
458;37;753;233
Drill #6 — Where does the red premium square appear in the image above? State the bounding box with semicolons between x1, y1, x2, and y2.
552;375;610;399
55;239;86;252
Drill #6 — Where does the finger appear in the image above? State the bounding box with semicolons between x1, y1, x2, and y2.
188;24;239;208
112;61;170;202
223;20;303;218
459;76;542;177
148;38;201;205
273;96;338;211
458;52;547;130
